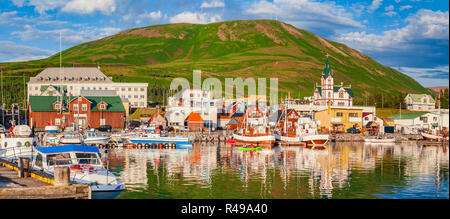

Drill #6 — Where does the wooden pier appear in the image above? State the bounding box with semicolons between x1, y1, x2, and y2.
0;159;91;199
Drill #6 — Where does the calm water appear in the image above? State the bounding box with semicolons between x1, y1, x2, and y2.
105;142;449;199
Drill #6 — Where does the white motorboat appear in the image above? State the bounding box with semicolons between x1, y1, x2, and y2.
302;134;330;146
84;130;110;145
0;125;37;160
32;144;125;199
364;137;396;144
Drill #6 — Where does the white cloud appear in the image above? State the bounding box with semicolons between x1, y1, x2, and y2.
385;5;394;11
368;0;383;13
399;5;413;11
11;25;121;44
393;66;450;87
0;41;55;62
135;11;162;24
169;11;221;24
244;0;363;35
384;11;397;17
335;9;449;52
10;0;116;15
200;0;225;8
61;0;116;15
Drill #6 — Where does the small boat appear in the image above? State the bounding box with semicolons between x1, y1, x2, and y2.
59;133;84;144
127;133;191;146
421;131;447;141
84;130;110;145
238;146;262;151
32;145;125;199
233;105;275;145
364;137;396;144
44;125;59;133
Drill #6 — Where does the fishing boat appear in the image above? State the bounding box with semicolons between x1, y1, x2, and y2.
274;107;303;145
44;125;59;133
233;105;275;145
31;144;125;199
302;134;329;146
59;133;84;144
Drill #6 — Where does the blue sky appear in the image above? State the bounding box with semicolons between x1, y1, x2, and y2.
0;0;448;87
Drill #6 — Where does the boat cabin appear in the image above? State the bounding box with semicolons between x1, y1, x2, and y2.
32;145;102;172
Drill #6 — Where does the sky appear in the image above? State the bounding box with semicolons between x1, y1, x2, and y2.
0;0;448;87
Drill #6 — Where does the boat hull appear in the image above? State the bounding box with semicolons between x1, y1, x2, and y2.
232;134;275;145
421;132;445;141
128;137;191;146
302;134;329;146
274;134;303;145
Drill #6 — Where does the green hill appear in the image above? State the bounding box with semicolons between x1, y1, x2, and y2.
0;19;430;106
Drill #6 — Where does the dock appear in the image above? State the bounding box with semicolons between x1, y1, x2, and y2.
0;159;91;199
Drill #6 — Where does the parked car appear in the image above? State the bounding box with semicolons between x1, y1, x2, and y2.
347;128;360;133
96;125;112;132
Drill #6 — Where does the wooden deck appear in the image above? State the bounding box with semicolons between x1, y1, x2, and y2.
0;161;91;199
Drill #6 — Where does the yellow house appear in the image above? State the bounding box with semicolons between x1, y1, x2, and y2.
314;107;363;133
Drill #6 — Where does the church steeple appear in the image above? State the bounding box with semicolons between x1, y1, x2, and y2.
322;55;334;79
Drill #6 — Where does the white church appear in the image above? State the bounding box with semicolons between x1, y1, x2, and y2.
313;58;354;106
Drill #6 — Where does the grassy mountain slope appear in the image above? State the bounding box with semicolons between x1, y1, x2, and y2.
1;19;430;105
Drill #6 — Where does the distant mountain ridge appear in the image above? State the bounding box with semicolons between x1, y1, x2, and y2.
1;19;430;104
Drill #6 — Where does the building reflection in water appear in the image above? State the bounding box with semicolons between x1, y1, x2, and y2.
107;142;448;198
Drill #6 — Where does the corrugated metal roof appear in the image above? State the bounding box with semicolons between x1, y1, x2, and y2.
80;90;118;96
29;95;125;112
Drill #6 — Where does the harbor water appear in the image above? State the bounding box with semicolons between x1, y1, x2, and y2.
105;142;448;199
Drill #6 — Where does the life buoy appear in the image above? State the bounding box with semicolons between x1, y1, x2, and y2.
25;141;30;147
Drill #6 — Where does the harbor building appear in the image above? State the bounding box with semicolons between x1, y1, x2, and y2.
27;67;148;109
404;94;435;111
166;89;219;130
312;59;354;106
314;107;363;133
28;95;126;130
389;112;448;134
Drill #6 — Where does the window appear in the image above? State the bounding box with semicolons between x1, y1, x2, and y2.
134;95;138;98
100;118;106;125
365;117;369;121
134;88;138;91
133;102;137;106
210;102;214;106
93;87;96;90
47;153;72;166
35;153;43;168
73;104;79;111
140;95;145;99
54;103;61;109
35;86;38;90
121;88;125;91
99;104;106;110
349;113;358;117
339;92;344;98
140;88;145;91
55;118;61;125
336;112;343;117
70;86;73;90
76;153;99;165
99;87;102;90
115;88;119;91
128;88;131;91
82;104;88;111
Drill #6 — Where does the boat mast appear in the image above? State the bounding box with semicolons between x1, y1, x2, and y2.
1;69;4;127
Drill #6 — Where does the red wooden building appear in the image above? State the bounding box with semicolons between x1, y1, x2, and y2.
29;95;126;130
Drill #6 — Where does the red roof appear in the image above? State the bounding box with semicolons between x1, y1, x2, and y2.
186;112;203;122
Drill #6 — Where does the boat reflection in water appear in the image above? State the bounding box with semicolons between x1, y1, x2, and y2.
106;142;448;199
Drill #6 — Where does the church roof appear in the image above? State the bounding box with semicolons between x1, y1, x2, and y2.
322;59;334;79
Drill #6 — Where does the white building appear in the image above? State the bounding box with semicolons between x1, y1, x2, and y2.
27;67;148;108
166;89;219;129
404;94;435;111
389;112;445;134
